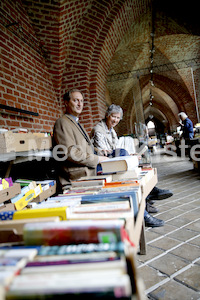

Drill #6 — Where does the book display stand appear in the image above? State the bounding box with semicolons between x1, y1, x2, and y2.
0;153;158;299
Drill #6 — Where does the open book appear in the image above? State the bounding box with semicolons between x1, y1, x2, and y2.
100;156;139;174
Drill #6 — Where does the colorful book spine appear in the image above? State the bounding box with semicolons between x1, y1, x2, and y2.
23;220;124;246
37;242;125;256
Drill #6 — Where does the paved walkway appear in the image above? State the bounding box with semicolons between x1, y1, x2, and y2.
136;150;200;300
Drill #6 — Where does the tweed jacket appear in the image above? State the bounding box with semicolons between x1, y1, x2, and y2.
53;114;99;186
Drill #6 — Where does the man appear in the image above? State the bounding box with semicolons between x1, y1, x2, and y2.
178;112;194;139
53;89;107;191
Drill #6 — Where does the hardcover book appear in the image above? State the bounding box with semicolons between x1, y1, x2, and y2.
23;219;125;246
100;156;139;174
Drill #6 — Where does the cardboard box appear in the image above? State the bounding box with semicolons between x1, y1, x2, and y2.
35;135;52;150
0;132;52;154
0;217;60;235
12;184;43;211
0;203;15;212
0;131;38;153
0;183;21;204
33;184;56;203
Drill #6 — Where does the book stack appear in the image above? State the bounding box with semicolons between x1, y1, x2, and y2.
100;156;139;174
68;156;142;192
0;248;38;289
0;178;44;212
15;179;57;205
4;220;139;299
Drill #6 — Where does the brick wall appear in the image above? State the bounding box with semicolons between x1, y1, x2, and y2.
1;0;198;136
0;0;150;134
0;0;61;133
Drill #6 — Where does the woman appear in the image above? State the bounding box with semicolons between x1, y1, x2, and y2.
90;104;174;227
90;104;123;156
91;104;136;157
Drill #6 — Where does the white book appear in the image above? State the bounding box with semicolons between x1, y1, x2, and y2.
32;199;81;209
70;201;131;213
4;249;38;260
100;155;139;174
21;256;127;274
70;179;105;188
7;271;131;297
78;174;113;183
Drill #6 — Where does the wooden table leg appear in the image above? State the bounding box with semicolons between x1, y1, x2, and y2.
139;220;146;255
5;160;14;177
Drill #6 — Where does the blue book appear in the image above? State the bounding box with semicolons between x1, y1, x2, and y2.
80;191;138;217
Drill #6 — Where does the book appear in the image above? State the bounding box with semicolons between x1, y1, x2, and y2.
13;206;69;221
20;255;127;274
111;168;142;181
6;271;132;299
103;180;139;189
79;191;139;217
63;186;102;195
0;248;38;288
47;195;82;202
15;179;34;187
37;242;125;256
70;179;106;188
70;201;131;214
31;200;80;209
66;208;131;222
0;257;27;269
4;248;38;260
100;156;139;174
0;217;60;235
77;174;113;183
23;219;125;246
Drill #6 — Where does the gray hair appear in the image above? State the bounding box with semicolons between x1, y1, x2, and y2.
178;112;188;120
105;104;123;120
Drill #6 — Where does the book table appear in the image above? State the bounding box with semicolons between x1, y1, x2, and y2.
64;167;158;255
0;169;157;300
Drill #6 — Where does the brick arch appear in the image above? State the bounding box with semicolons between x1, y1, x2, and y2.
139;73;197;120
116;72;194;134
60;0;150;132
88;0;150;125
144;100;176;130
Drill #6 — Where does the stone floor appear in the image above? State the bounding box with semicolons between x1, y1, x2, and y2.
136;149;200;300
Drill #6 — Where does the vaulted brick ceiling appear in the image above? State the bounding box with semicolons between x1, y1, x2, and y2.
106;0;200;134
20;0;200;134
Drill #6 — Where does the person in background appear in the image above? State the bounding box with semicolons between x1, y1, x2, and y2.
178;112;194;139
53;89;107;192
90;104;173;227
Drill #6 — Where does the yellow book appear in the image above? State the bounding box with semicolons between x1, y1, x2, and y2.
13;206;68;221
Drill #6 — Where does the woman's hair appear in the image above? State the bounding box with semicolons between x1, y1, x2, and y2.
63;89;84;102
105;104;123;119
